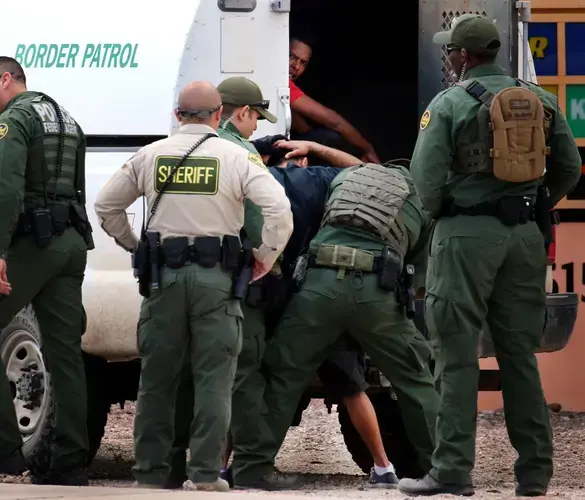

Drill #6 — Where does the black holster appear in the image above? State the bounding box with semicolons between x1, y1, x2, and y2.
396;264;416;319
378;246;401;291
70;204;95;250
245;279;266;309
232;238;254;301
132;231;160;298
534;185;559;252
30;208;53;249
51;205;70;235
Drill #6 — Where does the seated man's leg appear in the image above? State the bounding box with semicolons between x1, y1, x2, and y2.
318;335;397;488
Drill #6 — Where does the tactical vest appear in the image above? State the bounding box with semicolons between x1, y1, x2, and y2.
321;163;413;259
23;94;80;207
455;79;551;182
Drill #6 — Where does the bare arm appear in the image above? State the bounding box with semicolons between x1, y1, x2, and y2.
292;94;379;161
276;140;361;168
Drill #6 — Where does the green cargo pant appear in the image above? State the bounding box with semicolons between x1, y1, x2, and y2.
170;302;272;484
237;267;439;480
426;215;553;488
0;228;88;470
132;264;243;486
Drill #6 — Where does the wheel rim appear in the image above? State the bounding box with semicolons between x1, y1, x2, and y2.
1;329;49;442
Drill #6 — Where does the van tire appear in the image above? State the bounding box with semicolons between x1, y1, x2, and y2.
0;305;54;472
84;352;111;465
338;392;425;479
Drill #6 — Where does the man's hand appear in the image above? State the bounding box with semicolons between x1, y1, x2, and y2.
361;148;381;164
274;139;314;160
0;259;12;295
251;248;273;282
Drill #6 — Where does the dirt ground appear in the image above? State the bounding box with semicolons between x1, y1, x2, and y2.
3;401;585;498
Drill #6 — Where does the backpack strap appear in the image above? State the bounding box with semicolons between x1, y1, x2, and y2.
459;79;522;108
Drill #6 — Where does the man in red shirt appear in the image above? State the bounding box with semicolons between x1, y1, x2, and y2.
288;36;380;164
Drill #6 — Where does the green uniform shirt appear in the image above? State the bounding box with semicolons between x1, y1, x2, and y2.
218;119;266;248
309;166;434;289
411;63;582;218
0;91;85;257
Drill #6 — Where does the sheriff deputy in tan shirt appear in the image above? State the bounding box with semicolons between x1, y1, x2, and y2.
93;81;293;492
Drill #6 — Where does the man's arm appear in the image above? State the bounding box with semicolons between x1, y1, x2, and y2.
410;95;454;218
545;103;582;206
94;154;143;252
291;94;379;162
238;155;294;270
0;110;33;257
277;140;361;168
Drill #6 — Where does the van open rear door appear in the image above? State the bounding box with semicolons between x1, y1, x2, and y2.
417;0;519;116
414;0;578;358
172;0;291;139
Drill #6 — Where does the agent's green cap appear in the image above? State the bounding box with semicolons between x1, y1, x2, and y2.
217;77;277;123
433;13;501;55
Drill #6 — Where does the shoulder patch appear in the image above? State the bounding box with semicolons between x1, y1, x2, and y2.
0;123;8;140
419;110;431;130
248;152;267;170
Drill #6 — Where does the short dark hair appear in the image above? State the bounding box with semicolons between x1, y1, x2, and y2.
0;57;26;85
220;103;240;119
290;33;317;50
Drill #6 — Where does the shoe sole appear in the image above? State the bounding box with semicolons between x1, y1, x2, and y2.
234;482;302;491
399;486;475;497
366;483;398;489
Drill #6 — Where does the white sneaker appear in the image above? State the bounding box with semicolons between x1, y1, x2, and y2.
183;478;230;492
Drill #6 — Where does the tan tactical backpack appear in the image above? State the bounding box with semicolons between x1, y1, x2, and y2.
460;79;551;182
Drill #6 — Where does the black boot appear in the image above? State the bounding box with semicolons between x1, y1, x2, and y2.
31;465;89;486
0;449;27;475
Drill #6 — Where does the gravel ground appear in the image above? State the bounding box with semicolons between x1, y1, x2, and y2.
2;401;585;498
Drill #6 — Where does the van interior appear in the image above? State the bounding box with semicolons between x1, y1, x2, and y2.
290;0;419;162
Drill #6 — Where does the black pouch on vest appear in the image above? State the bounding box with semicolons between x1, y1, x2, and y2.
31;208;53;249
51;205;70;235
222;235;241;271
496;196;534;227
378;246;401;291
162;237;190;269
193;237;222;268
70;204;95;250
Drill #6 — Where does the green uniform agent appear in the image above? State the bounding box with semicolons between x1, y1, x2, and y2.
168;80;280;488
398;14;582;497
0;91;92;482
236;163;440;485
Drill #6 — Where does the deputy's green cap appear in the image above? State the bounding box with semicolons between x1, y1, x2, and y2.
433;13;501;55
217;77;277;123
